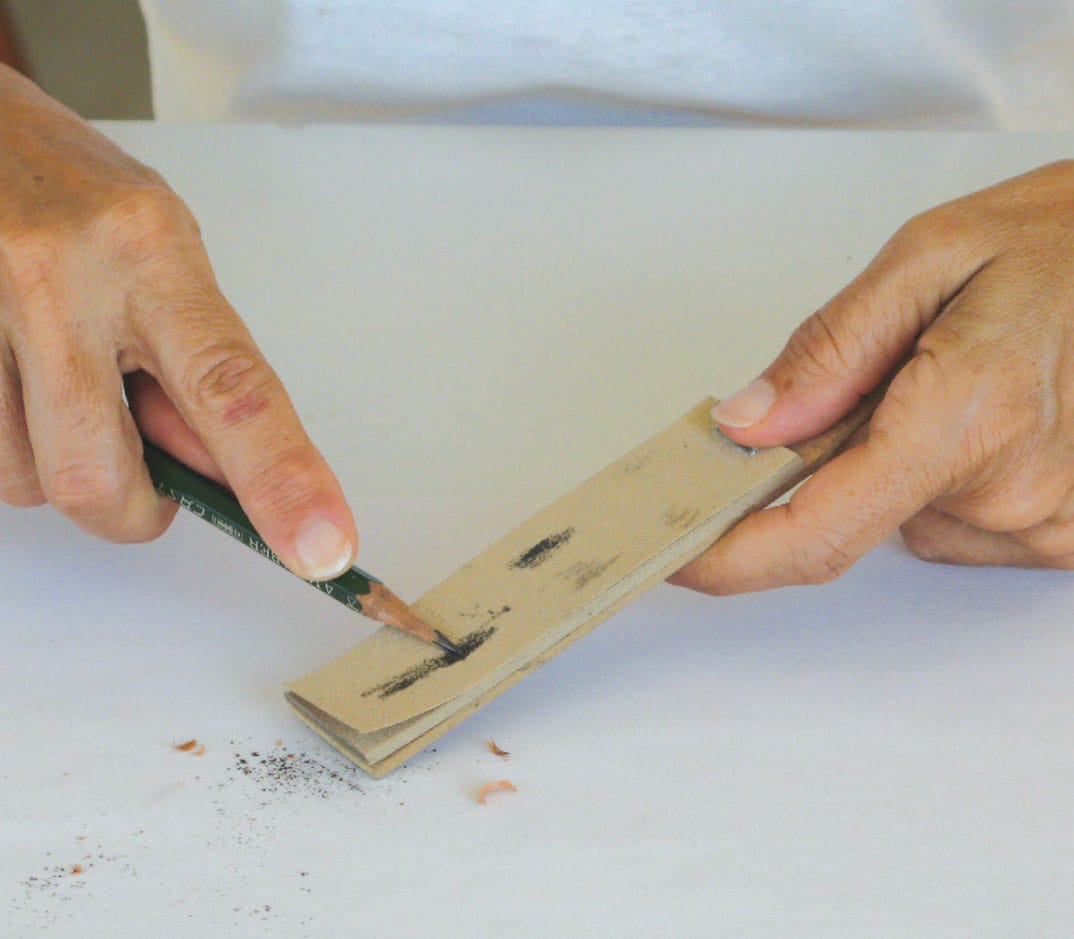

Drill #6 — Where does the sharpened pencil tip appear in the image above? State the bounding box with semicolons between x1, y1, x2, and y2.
435;631;465;659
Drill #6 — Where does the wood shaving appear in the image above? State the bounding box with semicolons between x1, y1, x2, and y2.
486;739;510;758
174;739;206;756
477;780;517;805
71;865;83;875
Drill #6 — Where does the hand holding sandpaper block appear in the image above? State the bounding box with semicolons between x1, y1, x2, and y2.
287;395;876;777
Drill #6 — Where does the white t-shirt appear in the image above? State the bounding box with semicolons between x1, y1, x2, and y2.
138;1;1074;128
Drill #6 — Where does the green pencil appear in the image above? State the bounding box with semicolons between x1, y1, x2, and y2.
141;439;461;657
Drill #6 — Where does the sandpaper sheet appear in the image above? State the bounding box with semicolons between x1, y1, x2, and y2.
287;398;807;776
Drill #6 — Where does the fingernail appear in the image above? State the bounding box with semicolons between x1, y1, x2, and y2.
294;516;353;580
711;379;776;428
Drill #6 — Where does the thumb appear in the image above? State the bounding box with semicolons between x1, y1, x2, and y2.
714;212;985;449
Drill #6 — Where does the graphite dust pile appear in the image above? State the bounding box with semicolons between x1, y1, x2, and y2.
221;740;367;800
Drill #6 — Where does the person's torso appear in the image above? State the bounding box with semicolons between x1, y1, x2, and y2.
139;0;1074;128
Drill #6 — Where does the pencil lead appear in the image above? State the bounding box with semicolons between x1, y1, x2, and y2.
435;631;465;659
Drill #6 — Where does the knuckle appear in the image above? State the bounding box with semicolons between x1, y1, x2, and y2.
783;307;866;383
881;202;993;288
3;179;196;280
913;313;972;363
888;204;972;259
96;183;200;267
900;517;947;563
1039;549;1074;571
181;341;275;426
1033;158;1074;181
881;351;1005;474
1010;515;1074;559
973;481;1050;531
0;469;46;507
788;522;856;586
803;547;853;585
44;459;125;522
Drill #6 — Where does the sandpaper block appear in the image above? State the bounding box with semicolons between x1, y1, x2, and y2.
286;395;872;777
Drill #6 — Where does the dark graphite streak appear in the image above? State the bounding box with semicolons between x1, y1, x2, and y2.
361;623;499;699
511;528;575;570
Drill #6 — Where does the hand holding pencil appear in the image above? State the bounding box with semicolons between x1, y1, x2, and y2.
0;64;356;584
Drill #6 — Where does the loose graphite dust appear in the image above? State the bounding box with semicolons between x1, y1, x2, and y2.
12;739;444;932
223;740;367;799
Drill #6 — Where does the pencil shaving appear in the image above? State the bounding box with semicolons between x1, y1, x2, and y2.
174;739;206;756
486;739;510;757
477;780;517;804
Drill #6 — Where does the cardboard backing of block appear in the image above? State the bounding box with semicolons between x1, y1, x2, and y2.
287;396;870;777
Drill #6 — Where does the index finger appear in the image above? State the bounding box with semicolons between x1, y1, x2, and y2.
141;288;358;581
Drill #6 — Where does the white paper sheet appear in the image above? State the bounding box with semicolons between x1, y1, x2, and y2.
5;124;1074;937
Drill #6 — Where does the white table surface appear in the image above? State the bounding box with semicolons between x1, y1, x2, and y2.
4;124;1074;938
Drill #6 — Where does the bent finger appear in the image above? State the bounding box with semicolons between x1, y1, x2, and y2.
671;445;927;594
16;324;176;541
145;290;357;580
0;342;44;506
899;506;1051;568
